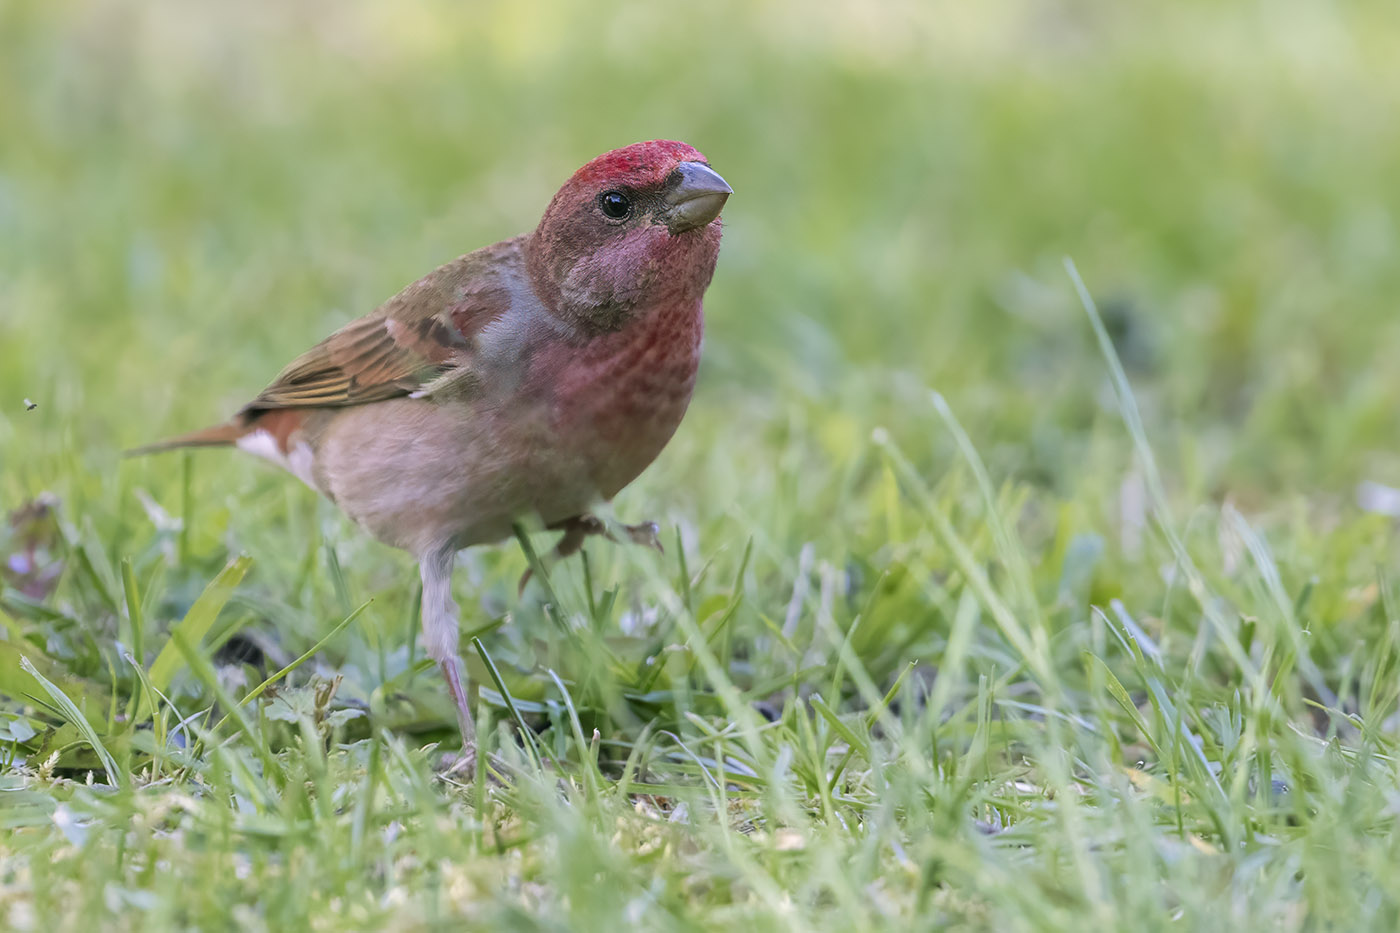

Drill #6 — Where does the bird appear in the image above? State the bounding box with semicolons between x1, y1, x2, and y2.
130;140;730;769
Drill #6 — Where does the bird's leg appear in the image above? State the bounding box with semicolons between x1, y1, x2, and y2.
518;515;602;594
551;513;665;554
420;544;476;771
518;514;665;593
549;514;611;560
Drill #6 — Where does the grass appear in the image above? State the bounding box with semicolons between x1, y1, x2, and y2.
4;0;1400;928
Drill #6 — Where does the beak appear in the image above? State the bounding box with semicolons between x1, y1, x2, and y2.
662;161;732;234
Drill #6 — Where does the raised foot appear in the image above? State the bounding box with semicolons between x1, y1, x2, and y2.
518;514;665;594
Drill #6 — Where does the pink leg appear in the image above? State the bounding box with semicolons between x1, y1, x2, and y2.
420;546;476;769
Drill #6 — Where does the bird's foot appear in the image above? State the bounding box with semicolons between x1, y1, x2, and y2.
518;514;664;594
437;745;477;777
434;746;516;787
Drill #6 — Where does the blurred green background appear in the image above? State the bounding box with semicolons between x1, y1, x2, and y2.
5;0;1400;928
7;0;1400;669
6;0;1400;502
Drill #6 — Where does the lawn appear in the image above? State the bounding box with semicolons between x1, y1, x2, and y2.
4;1;1400;929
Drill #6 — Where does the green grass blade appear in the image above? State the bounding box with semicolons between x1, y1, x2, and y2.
1064;257;1256;680
213;598;372;735
474;636;548;771
138;555;252;719
20;655;125;788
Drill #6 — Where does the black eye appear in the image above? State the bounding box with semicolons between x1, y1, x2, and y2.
599;190;631;219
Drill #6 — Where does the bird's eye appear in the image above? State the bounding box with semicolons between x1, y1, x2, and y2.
598;190;631;220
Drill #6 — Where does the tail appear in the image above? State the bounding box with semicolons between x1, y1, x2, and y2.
124;421;245;457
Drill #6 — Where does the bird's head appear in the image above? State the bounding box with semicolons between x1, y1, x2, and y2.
526;140;730;332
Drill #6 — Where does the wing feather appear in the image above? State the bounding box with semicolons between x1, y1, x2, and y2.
238;241;523;415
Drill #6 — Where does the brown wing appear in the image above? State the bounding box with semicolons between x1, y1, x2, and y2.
239;243;520;415
243;314;455;411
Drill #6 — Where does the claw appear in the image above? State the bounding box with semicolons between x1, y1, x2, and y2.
620;521;664;553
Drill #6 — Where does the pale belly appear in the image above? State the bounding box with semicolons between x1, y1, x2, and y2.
310;307;702;557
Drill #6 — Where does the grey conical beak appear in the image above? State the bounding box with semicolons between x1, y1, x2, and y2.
663;161;732;234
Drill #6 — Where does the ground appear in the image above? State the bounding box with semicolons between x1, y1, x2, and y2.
3;1;1400;930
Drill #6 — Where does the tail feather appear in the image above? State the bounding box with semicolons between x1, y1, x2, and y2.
125;421;245;457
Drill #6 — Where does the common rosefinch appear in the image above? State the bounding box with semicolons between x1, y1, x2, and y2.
132;140;730;767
